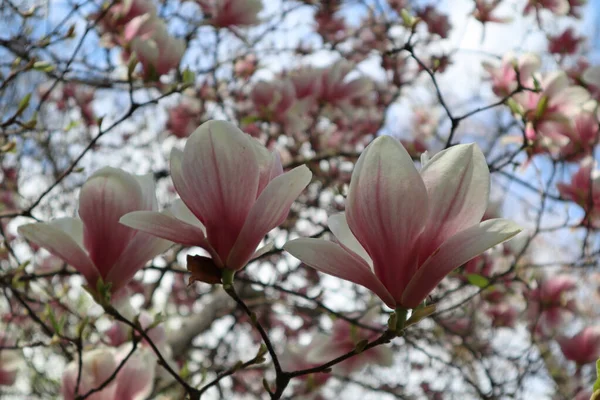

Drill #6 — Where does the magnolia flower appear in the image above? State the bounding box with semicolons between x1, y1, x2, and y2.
121;120;312;272
548;28;584;55
482;53;540;98
250;80;307;132
18;168;171;297
166;98;205;138
416;5;452;38
558;327;600;365
557;112;598;161
557;157;600;226
61;346;155;400
514;71;589;125
199;0;263;28
124;14;185;79
318;61;373;108
0;334;20;386
523;0;569;16
285;137;521;310
307;309;392;375
526;275;578;335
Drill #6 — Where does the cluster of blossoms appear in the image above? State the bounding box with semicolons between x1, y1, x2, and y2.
94;0;185;80
17;119;521;394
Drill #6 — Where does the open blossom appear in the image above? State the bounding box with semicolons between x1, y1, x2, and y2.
307;309;392;375
285;137;521;310
526;275;578;335
548;28;584;55
557;112;598;160
523;0;569;16
472;0;511;24
61;346;155;400
124;14;185;79
18;168;171;297
0;334;20;386
558;327;600;365
250;80;307;132
121;120;312;272
166;97;205;138
557;157;600;226
198;0;262;28
482;53;540;97
514;71;589;125
318;61;373;109
416;6;452;38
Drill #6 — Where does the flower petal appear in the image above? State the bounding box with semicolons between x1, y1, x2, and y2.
181;121;260;261
284;238;395;308
119;211;220;265
107;232;172;291
418;143;490;259
78;167;145;276
328;213;372;268
346;135;428;297
227;165;311;270
18;220;99;286
401;219;522;309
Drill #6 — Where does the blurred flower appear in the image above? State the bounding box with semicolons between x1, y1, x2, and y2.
19;168;171;297
558;327;600;365
198;0;262;28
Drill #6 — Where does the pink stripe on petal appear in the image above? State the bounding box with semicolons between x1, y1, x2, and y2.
227;165;311;270
346;136;428;297
120;211;219;265
107;232;172;291
79;167;144;276
419;144;489;259
401;219;521;309
284;238;396;308
181;121;260;261
18;222;98;286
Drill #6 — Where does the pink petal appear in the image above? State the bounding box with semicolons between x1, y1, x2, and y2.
284;239;395;308
107;232;172;291
18;220;99;286
181;121;260;261
78;167;145;277
170;149;205;224
418;144;489;259
346;135;428;299
115;347;155;400
119;211;214;255
402;219;521;309
227;165;311;270
328;213;372;267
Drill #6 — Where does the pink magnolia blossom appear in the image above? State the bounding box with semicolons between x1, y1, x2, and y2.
18;168;171;297
250;80;307;132
557;157;600;226
482;53;540;97
548;28;584;55
558;327;600;365
124;14;185;79
198;0;262;28
486;303;518;328
233;54;258;79
514;71;589;125
557;112;598;160
318;61;373;109
0;334;19;386
285;136;521;310
523;0;569;16
472;0;511;24
121;120;312;272
61;346;155;400
526;275;578;334
166;98;205;138
307;309;392;375
416;6;452;38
